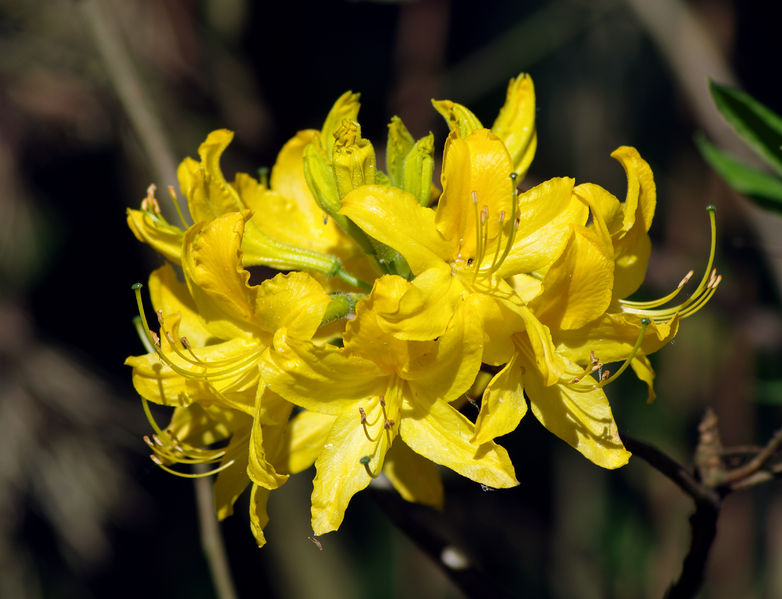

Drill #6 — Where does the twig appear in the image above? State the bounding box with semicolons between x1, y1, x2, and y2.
722;428;782;486
369;487;513;599
623;432;721;599
623;435;719;506
194;466;239;599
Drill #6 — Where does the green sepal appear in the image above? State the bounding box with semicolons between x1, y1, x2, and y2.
320;293;362;325
240;217;343;275
302;141;342;215
401;132;435;206
695;132;782;213
375;170;391;186
709;80;782;176
301;136;380;261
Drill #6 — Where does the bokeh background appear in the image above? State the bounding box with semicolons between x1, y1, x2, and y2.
2;0;781;597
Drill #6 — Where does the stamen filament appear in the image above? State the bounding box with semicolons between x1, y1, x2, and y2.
150;455;236;478
619;207;718;322
594;317;650;389
621;270;693;309
167;185;190;228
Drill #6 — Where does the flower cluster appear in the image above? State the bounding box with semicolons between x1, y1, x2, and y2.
126;74;719;544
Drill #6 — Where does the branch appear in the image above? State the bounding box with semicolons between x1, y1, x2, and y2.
622;433;720;599
722;428;782;487
623;435;719;507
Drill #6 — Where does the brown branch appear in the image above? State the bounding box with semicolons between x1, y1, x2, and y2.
623;435;719;506
623;432;721;599
722;428;782;486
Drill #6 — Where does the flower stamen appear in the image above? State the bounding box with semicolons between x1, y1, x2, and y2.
619;206;719;323
593;317;651;389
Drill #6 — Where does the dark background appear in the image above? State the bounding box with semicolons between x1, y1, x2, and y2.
2;0;781;597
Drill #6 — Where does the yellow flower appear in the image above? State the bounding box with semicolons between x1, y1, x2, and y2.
127;129;369;289
262;275;518;535
534;147;720;401
125;210;336;544
473;147;719;466
341;128;587;364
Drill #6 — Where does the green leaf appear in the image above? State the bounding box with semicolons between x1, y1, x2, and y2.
709;80;782;176
695;132;782;214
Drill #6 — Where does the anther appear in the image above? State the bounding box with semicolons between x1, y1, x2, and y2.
384;419;395;430
180;336;190;349
601;370;611;381
678;271;694;288
156;309;165;326
359;407;368;424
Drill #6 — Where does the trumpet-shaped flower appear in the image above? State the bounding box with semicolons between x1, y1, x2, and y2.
127;128;370;289
341;127;588;364
262;275;518;535
126;210;337;543
473;147;719;465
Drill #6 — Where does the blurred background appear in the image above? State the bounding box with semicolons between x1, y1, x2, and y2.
1;0;781;597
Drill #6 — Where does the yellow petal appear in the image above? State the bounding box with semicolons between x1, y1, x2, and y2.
400;396;518;489
496;177;589;277
613;226;652;301
530;226;613;330
340;185;452;274
254;271;331;339
515;311;568;387
249;484;271;547
436;129;515;260
149;264;214;347
180;130;244;223
262;330;384;415
287;410;337;474
166;404;231;447
612;146;656;235
472;353;527;445
235;173;340;255
610;147;657;299
125;352;189;407
270;130;320;212
371;266;458;341
404;295;483;403
311;400;393;535
214;421;252;519
126;208;183;264
248;389;291;490
631;354;657;403
182;212;260;339
523;361;631;469
554;312;679;366
491;73;537;178
383;440;444;509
